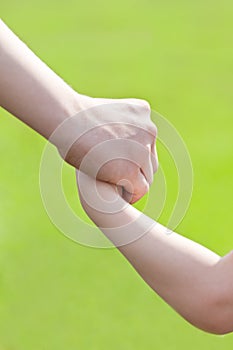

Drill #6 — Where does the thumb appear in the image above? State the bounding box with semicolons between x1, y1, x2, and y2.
122;167;149;204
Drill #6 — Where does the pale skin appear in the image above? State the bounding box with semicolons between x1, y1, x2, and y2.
0;19;157;203
3;18;233;335
76;171;233;335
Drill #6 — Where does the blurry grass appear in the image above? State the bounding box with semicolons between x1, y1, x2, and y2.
0;0;233;349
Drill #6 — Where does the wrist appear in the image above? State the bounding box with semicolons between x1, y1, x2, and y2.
50;92;94;168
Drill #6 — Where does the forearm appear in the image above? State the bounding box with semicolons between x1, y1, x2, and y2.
131;231;233;335
0;22;157;196
81;186;233;334
0;19;81;139
118;222;221;332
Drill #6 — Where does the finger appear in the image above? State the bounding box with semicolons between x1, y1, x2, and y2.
121;188;133;203
123;167;149;204
141;144;154;185
116;185;124;198
151;141;159;174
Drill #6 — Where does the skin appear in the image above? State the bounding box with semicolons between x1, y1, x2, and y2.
0;19;157;203
3;18;232;335
76;171;233;335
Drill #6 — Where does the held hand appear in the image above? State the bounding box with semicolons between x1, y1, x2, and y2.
0;21;157;203
76;170;121;217
75;170;131;232
58;95;158;203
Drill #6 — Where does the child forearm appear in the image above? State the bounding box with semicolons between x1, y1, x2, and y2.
78;175;233;335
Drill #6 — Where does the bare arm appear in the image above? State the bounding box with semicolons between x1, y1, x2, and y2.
0;19;157;202
0;19;80;139
77;171;233;335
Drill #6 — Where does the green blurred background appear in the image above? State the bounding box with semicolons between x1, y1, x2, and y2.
1;0;233;349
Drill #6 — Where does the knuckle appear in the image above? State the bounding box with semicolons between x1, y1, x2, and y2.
153;161;159;174
137;99;151;114
137;182;149;197
148;122;157;137
142;99;151;111
125;98;151;114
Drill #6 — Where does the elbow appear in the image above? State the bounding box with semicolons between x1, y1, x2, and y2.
203;315;233;335
202;318;233;336
180;252;233;335
193;289;233;335
205;306;233;335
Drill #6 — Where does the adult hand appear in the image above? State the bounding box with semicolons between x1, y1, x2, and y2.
56;95;158;203
0;20;158;203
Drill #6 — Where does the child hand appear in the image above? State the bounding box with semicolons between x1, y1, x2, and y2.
76;170;125;221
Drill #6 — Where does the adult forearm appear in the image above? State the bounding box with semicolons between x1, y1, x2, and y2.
0;22;157;199
0;19;81;139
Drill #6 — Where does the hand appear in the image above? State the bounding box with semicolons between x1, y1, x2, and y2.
76;170;121;218
76;170;132;232
0;20;157;203
58;95;158;203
